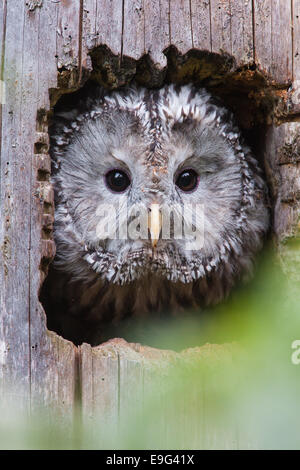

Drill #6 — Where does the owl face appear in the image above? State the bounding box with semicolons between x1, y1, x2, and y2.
51;85;268;288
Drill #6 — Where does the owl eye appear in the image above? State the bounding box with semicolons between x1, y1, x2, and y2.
105;169;131;193
175;169;199;192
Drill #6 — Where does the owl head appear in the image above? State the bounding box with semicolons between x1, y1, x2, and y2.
50;84;269;303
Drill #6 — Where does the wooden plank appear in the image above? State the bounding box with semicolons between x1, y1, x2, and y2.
169;0;193;55
0;0;77;414
118;353;144;434
293;0;300;83
122;0;145;60
230;0;253;65
210;0;232;56
56;0;80;70
28;2;77;415
20;0;43;411
194;0;253;65
56;0;84;90
82;0;97;49
82;0;97;68
265;122;300;282
289;0;300;113
82;341;119;425
80;341;119;445
80;343;93;420
79;339;240;448
0;0;31;405
253;0;272;76
271;0;292;83
280;163;300;203
265;122;300;244
0;0;7;149
253;0;292;84
36;0;58;107
144;0;170;68
30;331;77;417
190;0;211;52
94;0;123;56
0;0;6;79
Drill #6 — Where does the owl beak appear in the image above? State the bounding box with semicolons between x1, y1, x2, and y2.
148;204;162;248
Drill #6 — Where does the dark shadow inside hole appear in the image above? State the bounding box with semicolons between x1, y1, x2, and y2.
40;46;277;347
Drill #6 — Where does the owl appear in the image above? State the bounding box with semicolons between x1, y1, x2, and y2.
42;84;269;345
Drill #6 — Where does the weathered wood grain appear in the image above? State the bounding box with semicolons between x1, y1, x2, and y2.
79;339;239;447
0;0;6;79
264;121;300;282
271;0;293;83
80;341;119;437
209;0;253;65
169;0;193;55
0;0;7;402
288;0;300;114
265;122;300;242
230;0;253;65
293;0;300;83
56;0;81;71
253;0;292;84
37;0;59;107
22;0;46;410
92;0;123;56
122;0;145;60
210;0;232;56
33;1;78;416
82;0;97;69
0;0;77;416
253;0;271;75
190;0;211;52
144;0;170;68
0;0;31;405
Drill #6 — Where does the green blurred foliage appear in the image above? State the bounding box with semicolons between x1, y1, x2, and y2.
1;250;300;449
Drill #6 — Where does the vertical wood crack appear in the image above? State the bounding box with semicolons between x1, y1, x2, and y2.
251;0;256;63
189;0;194;48
229;0;232;56
208;0;213;52
74;346;83;446
0;0;7;173
117;352;121;422
168;0;171;44
120;0;125;63
78;0;84;85
291;0;294;83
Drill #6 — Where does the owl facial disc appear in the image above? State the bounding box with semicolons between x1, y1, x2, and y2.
51;84;268;289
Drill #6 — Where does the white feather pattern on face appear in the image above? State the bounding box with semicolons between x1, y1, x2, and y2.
50;84;269;301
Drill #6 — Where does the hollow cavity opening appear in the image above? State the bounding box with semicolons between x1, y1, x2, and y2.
40;46;279;347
